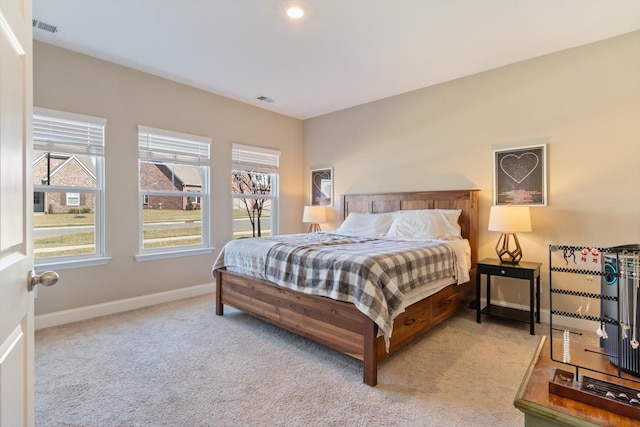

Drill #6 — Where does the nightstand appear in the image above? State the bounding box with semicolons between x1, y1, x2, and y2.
476;258;542;335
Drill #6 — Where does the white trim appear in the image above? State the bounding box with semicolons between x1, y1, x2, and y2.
35;256;111;272
231;143;280;173
34;184;98;193
34;282;215;330
0;10;25;56
231;142;280;157
138;125;211;145
0;326;23;364
34;107;107;126
0;252;26;271
477;298;595;332
138;125;211;166
33;108;106;264
137;125;211;255
33;108;106;156
135;246;214;262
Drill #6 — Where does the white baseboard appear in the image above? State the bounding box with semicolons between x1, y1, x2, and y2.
35;283;215;330
37;289;597;334
477;298;597;333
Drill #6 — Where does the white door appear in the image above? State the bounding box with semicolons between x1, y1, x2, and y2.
0;0;34;425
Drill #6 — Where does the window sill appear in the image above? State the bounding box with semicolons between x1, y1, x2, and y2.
135;247;215;262
35;256;112;272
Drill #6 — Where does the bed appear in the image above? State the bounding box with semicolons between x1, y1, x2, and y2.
213;189;479;386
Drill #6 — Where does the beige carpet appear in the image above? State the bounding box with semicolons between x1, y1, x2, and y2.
35;294;543;426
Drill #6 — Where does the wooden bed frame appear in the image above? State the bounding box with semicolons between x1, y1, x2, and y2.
215;189;479;386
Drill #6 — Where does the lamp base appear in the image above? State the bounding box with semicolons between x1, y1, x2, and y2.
495;232;523;263
307;223;321;233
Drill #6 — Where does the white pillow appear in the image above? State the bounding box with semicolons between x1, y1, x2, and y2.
393;209;462;229
387;209;462;240
336;212;394;236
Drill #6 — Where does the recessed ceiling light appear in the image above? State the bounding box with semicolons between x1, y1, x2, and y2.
286;5;305;19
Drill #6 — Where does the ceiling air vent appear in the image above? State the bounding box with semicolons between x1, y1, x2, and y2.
32;19;59;34
256;96;275;103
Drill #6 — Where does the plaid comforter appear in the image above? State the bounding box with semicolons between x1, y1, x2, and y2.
216;233;457;346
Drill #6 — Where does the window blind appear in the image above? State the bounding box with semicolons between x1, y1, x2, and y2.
33;109;105;156
138;126;210;167
232;143;280;173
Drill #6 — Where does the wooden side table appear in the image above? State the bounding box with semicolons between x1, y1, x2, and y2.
514;336;639;426
476;258;542;335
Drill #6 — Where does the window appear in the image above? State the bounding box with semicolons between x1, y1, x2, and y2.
137;126;211;259
32;107;106;268
66;192;80;206
231;143;280;239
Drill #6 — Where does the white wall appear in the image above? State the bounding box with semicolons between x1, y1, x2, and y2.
303;31;640;311
33;42;304;317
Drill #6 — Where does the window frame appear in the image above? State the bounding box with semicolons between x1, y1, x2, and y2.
231;143;280;239
33;107;109;271
136;125;213;262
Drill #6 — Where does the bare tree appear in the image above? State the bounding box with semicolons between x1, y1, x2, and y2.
232;171;271;237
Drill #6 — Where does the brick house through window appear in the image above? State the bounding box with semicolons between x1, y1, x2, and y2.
33;152;96;213
141;162;202;210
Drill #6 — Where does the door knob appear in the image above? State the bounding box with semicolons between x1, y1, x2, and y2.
27;270;59;292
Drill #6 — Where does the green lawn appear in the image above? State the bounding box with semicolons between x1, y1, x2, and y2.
143;226;201;240
34;209;202;228
36;247;95;258
143;209;201;223
35;209;268;225
35;231;95;248
34;209;273;255
34;213;94;227
34;210;203;257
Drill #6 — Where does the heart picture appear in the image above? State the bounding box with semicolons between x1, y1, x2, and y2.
494;144;546;206
500;152;539;184
312;173;326;195
311;168;332;206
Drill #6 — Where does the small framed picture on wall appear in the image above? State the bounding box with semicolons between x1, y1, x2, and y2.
493;144;547;206
311;167;333;206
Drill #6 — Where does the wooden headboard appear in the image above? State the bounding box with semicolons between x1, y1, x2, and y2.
342;189;480;268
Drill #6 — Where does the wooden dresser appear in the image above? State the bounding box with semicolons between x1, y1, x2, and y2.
514;336;640;426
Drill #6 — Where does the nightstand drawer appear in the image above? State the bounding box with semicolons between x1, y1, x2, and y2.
480;264;529;279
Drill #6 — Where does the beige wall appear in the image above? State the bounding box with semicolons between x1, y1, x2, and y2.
34;31;640;319
33;42;304;315
303;32;640;310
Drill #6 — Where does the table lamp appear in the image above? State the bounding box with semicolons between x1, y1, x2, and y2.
303;206;326;233
488;205;532;263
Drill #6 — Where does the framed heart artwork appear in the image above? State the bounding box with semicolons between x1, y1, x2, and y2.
310;167;333;206
493;144;547;206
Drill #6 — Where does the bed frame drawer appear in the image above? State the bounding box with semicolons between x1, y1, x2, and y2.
390;297;432;348
379;284;459;358
431;284;459;324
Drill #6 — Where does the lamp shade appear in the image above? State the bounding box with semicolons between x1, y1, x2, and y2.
488;205;532;233
303;206;327;224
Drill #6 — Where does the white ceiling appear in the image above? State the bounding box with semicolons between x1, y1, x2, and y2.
32;0;640;120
